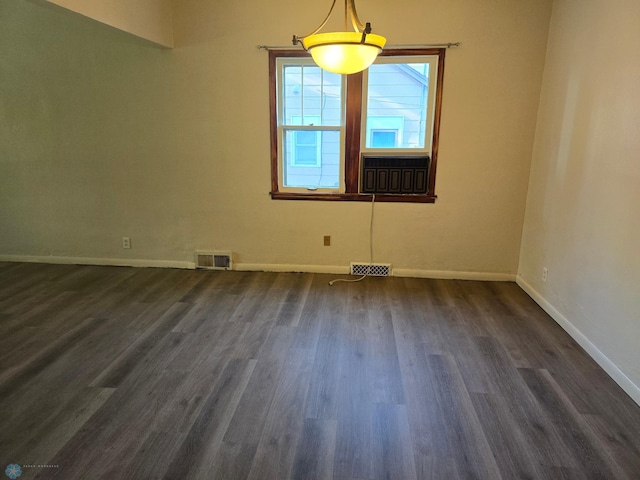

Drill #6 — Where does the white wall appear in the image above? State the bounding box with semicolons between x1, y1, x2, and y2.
0;0;551;278
518;0;640;401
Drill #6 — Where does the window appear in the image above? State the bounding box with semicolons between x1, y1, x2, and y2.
278;62;343;189
269;48;446;202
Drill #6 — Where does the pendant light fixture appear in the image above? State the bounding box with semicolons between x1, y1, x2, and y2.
293;0;386;75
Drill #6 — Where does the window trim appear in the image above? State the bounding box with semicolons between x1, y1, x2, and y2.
269;48;446;203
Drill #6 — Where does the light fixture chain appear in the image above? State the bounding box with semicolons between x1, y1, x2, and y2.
293;0;338;44
348;0;365;32
344;0;348;31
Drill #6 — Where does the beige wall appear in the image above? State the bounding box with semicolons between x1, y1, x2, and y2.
44;0;174;47
519;0;640;398
0;0;551;277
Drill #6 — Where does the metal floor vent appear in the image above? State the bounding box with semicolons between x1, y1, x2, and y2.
350;262;392;277
195;251;233;270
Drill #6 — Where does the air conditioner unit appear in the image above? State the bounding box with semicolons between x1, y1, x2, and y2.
361;155;430;194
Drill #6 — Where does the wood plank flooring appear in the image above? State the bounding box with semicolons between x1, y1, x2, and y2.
0;262;639;479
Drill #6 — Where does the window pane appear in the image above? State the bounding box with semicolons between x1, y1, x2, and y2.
283;65;342;127
283;129;340;188
365;62;430;148
296;130;317;146
295;146;318;165
371;130;397;148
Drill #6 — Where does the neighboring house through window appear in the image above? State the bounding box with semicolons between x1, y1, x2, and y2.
290;116;321;167
367;116;404;148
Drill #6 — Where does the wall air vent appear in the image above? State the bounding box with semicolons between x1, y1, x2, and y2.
361;155;430;194
350;262;392;277
195;251;233;270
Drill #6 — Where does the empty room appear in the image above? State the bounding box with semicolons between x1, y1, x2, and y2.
1;0;639;478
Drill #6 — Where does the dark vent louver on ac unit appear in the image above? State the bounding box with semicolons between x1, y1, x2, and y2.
361;156;430;194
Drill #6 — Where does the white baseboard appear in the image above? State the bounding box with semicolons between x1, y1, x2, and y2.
0;254;195;270
394;268;516;281
238;263;515;281
516;275;640;406
0;255;516;282
235;263;350;275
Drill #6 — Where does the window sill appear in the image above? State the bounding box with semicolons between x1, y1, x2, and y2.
270;192;437;203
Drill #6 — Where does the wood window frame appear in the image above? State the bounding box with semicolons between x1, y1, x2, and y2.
269;48;446;203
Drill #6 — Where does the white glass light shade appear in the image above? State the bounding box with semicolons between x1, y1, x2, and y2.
302;32;386;75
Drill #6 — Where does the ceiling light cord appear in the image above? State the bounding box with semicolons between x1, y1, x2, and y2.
329;194;375;286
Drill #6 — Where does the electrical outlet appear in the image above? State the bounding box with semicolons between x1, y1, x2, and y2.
324;235;331;246
542;267;548;282
122;237;131;249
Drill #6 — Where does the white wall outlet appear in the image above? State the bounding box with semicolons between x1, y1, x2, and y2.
122;237;131;249
542;267;548;282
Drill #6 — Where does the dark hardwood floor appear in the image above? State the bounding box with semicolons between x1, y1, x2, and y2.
0;262;639;479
